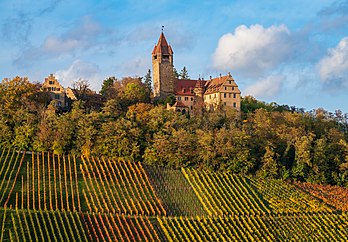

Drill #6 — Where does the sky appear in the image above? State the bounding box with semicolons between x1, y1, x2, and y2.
1;0;348;113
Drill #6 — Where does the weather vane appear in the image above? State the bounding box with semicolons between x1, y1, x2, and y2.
162;26;164;32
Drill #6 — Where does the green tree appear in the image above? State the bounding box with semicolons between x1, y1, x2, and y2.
292;135;313;180
32;102;57;151
173;68;179;79
309;138;328;183
0;118;12;147
76;111;101;156
95;118;141;160
179;66;190;79
144;129;196;168
143;69;152;92
100;76;117;98
257;145;278;178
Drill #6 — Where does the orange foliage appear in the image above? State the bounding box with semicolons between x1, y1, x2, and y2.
295;181;348;211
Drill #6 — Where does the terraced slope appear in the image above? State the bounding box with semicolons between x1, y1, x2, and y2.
158;212;348;241
144;165;207;216
182;168;271;216
0;149;347;241
248;178;333;213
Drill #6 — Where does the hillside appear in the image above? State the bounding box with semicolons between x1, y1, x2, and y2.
0;149;347;241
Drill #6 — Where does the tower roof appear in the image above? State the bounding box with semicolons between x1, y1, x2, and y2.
152;32;173;55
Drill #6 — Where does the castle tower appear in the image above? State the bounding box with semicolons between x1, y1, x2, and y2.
152;31;175;98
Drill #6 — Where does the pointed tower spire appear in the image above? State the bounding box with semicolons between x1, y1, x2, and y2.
152;30;173;55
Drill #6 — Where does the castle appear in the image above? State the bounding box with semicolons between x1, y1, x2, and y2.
152;31;241;114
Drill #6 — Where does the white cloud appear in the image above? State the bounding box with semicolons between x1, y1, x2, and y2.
212;24;293;77
14;16;105;66
244;75;284;98
42;16;102;55
55;59;101;91
118;56;149;77
317;37;348;90
43;36;80;54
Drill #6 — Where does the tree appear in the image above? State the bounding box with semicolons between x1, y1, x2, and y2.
72;79;93;99
113;77;151;107
143;70;152;92
94;118;141;160
32;102;57;151
173;68;179;79
292;135;313;180
179;66;190;79
100;76;117;98
0;76;43;122
257;145;279;178
0;118;12;147
143;129;197;168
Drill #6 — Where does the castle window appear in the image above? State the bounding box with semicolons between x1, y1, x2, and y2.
232;87;235;91
177;96;181;101
224;102;226;106
223;93;227;98
229;93;231;98
224;86;227;90
233;102;236;107
55;94;60;99
191;97;193;101
233;93;236;98
229;81;232;84
57;88;60;91
185;97;188;101
49;81;54;85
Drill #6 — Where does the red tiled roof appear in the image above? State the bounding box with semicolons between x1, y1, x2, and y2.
174;79;198;96
152;33;173;55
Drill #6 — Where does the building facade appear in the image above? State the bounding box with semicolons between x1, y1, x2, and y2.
152;32;241;113
42;74;67;108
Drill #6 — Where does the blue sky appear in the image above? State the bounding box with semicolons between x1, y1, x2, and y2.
1;0;348;113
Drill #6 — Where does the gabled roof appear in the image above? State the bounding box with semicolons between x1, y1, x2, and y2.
172;100;188;108
152;32;173;55
204;74;240;95
174;79;198;96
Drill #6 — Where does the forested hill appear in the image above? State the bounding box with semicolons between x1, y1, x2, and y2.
0;76;348;186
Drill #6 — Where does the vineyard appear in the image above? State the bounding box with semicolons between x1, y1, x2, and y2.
0;148;347;241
